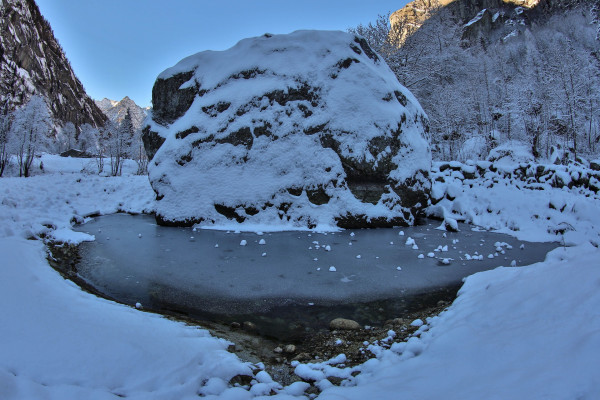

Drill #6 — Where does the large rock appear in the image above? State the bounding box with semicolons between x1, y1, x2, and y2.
143;30;431;228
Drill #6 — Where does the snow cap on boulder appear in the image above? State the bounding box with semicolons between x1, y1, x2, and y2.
143;30;431;229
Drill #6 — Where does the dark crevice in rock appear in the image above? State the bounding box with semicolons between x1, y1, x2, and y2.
230;68;266;80
191;134;215;148
175;126;199;140
244;206;259;216
216;127;254;148
346;181;387;205
254;122;273;138
335;57;360;70
214;204;246;223
297;104;313;118
335;214;405;229
394;91;408;107
306;186;331;205
154;214;203;227
349;43;362;55
304;123;327;135
287;187;303;197
202;101;231;117
176;151;193;166
318;133;340;153
354;36;379;63
265;84;320;108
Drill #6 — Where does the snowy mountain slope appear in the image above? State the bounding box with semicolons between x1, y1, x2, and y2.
0;0;106;128
96;96;147;131
0;155;599;398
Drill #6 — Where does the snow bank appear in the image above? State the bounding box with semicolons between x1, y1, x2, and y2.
0;155;154;240
428;160;600;244
318;243;600;399
0;238;251;400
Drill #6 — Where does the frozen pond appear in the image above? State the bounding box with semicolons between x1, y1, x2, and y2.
74;214;556;339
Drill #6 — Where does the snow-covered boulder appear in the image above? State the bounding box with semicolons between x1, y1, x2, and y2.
143;30;431;229
487;140;534;167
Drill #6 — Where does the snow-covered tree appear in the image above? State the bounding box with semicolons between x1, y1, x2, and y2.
56;121;76;153
132;129;148;175
352;2;600;161
8;95;53;177
98;110;135;176
77;123;99;155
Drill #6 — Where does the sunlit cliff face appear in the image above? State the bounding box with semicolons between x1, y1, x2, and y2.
388;0;541;45
389;0;541;31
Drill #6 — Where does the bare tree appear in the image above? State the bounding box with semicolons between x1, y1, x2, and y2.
98;110;135;176
8;95;53;177
132;129;148;175
0;102;13;177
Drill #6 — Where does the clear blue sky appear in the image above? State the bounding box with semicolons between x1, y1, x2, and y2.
35;0;410;108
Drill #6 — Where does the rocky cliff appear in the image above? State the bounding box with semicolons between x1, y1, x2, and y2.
0;0;106;128
390;0;542;44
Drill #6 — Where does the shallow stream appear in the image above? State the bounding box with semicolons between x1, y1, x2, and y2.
74;214;556;341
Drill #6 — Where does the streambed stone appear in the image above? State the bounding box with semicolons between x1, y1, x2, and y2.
330;318;361;330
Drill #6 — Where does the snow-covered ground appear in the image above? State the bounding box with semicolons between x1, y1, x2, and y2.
1;154;599;399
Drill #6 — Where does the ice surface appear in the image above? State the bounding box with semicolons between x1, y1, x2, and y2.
75;215;555;315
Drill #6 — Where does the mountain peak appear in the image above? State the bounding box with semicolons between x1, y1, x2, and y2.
98;96;147;131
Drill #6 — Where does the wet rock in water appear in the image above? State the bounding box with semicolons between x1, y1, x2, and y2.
143;30;431;228
243;321;257;332
273;346;283;354
330;318;361;330
292;352;312;362
283;344;296;354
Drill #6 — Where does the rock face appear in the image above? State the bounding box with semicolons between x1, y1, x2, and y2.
390;0;543;45
143;30;431;229
0;0;106;128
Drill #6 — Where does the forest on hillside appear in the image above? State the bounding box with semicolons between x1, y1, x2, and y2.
352;1;600;162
